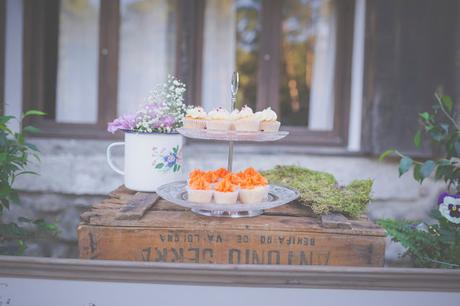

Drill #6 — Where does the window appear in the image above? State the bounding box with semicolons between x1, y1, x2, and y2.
23;0;178;138
23;0;354;145
201;0;354;145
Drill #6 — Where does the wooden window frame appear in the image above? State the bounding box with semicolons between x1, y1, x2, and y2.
194;0;354;147
0;0;4;115
22;0;120;139
22;0;203;140
22;0;353;147
257;0;354;146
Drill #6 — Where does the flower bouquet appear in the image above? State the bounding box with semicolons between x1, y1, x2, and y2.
106;76;188;192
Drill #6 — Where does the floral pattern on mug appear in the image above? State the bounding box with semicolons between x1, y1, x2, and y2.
152;145;182;173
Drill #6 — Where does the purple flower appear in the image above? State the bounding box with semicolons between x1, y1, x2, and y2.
163;153;177;167
107;114;136;133
159;115;176;128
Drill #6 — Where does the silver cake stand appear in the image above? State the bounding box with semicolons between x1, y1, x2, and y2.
157;72;297;218
157;181;299;218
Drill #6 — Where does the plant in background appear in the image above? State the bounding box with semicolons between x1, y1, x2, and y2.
379;93;460;268
0;111;58;255
108;75;188;134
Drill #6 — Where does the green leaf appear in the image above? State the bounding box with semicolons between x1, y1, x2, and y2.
454;141;460;156
399;157;413;177
439;123;449;134
428;128;444;142
420;160;435;178
413;131;422;148
413;164;423;183
1;198;10;210
25;142;39;152
441;95;453;113
436;159;451;166
155;163;164;169
16;133;24;145
419;112;431;121
9;190;19;204
22;125;41;134
17;217;32;223
0;115;15;125
23;110;46;118
34;219;58;234
379;148;395;161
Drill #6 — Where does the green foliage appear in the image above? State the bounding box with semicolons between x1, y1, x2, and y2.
261;165;373;218
0;112;57;255
379;93;460;192
379;92;460;268
377;211;460;268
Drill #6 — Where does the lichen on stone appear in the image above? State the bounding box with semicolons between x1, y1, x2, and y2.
261;165;373;218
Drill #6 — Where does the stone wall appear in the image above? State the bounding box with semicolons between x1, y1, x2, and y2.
7;139;445;264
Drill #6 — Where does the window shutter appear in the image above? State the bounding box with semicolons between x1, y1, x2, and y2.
362;0;459;157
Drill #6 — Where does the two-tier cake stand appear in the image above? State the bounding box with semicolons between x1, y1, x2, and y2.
157;72;299;218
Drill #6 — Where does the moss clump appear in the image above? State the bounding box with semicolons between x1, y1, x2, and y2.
261;165;373;218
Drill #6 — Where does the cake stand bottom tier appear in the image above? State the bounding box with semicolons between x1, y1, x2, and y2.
191;208;264;218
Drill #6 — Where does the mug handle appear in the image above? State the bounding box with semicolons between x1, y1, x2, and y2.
106;142;125;175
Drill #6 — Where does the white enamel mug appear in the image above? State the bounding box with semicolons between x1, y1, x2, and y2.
106;132;184;192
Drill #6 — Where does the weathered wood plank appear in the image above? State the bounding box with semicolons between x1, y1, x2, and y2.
79;186;385;266
78;225;385;266
2;255;460;291
321;213;352;229
84;209;384;236
115;192;159;220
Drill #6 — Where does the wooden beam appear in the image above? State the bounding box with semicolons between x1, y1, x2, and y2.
0;0;4;115
97;0;119;127
0;256;460;292
175;0;205;106
115;192;159;220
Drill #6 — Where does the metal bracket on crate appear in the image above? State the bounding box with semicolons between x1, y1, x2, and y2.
227;71;239;172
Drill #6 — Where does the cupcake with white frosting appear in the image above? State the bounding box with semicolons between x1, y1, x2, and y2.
255;107;280;132
234;105;260;132
206;107;232;131
183;107;207;129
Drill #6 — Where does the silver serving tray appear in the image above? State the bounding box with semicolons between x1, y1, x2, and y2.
157;181;299;218
177;128;289;142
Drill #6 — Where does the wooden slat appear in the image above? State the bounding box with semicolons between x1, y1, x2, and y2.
115;192;159;220
83;209;384;236
321;213;352;229
2;256;460;291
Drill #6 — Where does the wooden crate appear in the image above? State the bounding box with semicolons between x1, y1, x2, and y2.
78;186;385;266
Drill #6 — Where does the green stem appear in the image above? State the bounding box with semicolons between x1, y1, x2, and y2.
395;150;423;165
434;93;460;130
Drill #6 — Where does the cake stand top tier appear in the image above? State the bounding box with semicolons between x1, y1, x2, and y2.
177;128;289;142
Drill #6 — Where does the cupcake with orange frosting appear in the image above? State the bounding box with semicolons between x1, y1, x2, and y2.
203;170;219;185
224;173;242;186
187;177;213;203
213;177;239;204
189;169;205;182
238;167;269;204
214;167;230;181
184;107;207;129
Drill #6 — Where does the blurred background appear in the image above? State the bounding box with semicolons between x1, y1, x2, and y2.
0;0;459;261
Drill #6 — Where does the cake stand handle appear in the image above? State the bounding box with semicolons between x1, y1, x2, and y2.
228;141;234;171
227;71;239;172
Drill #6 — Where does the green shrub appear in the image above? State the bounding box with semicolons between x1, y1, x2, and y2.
0;111;58;255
